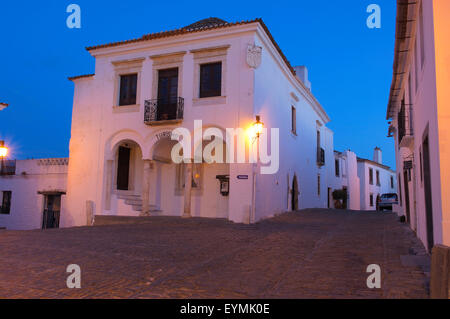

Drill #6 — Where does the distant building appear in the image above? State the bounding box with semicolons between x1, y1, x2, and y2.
332;147;397;211
386;0;450;251
0;102;8;111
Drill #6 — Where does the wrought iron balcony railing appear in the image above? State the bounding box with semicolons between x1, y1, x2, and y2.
0;160;16;176
144;97;184;124
317;148;325;166
398;114;414;145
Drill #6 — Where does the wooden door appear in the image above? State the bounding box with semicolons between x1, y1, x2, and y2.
117;146;131;190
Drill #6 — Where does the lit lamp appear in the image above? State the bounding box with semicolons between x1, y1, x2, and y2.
253;115;264;139
0;140;7;175
0;141;7;158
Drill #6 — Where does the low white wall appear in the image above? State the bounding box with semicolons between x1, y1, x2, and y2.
0;159;68;230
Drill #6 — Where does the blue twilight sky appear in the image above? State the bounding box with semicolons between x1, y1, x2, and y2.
0;0;397;168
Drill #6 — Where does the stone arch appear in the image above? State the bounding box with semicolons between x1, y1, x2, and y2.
105;130;146;160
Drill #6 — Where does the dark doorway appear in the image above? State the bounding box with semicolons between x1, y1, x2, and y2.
403;170;411;222
422;135;434;251
117;146;131;190
342;187;348;209
42;194;61;229
327;187;332;208
292;175;299;211
157;68;178;121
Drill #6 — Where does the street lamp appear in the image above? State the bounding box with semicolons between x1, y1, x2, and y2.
0;141;7;157
0;140;8;174
253;115;264;139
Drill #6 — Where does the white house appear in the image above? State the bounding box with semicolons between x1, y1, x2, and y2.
386;0;450;251
0;18;335;230
0;159;68;230
0;102;8;111
332;147;397;211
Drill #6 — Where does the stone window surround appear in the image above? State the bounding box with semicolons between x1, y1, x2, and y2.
112;57;145;113
149;51;186;101
191;45;229;106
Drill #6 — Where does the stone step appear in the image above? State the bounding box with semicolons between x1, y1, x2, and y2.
118;194;141;200
125;199;143;205
132;205;159;212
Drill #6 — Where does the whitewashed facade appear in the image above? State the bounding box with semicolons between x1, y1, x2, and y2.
0;159;68;229
0;18;335;230
386;0;450;250
332;148;396;211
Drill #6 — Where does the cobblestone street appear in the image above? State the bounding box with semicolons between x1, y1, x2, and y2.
0;209;429;298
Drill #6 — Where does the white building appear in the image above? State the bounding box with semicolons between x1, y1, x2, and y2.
0;18;336;230
0;102;8;111
332;147;397;211
0;159;68;230
386;0;450;251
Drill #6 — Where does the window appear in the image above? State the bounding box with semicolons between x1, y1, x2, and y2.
369;168;374;185
0;191;11;214
199;62;222;98
376;170;380;186
398;173;403;206
370;193;374;207
291;106;297;135
317;175;321;196
419;3;425;69
317;130;321;149
390;176;394;189
335;159;340;177
119;74;137;106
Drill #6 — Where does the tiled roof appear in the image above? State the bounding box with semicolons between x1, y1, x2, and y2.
68;74;95;81
357;157;393;171
85;18;297;77
85;18;258;51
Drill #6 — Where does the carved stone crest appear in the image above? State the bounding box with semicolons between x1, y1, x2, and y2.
246;44;262;69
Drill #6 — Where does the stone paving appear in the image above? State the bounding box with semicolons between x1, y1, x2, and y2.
0;209;429;298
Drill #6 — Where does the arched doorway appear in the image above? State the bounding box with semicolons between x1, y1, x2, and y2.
114;140;143;192
292;174;299;211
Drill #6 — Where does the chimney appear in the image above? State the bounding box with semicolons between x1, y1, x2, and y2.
294;66;311;91
373;147;382;164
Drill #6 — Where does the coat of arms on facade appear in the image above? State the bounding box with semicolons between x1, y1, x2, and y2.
246;44;262;69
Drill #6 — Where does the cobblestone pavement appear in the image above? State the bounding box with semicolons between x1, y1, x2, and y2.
0;209;429;298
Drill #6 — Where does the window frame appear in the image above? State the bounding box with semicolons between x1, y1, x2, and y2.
369;168;374;185
111;57;144;112
191;45;229;106
291;106;297;135
118;73;138;106
199;62;222;98
335;159;340;177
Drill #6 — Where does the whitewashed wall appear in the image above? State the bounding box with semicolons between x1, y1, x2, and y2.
252;31;332;221
0;159;67;230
